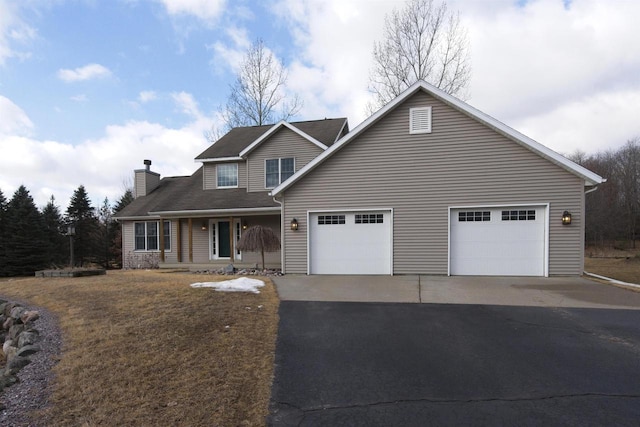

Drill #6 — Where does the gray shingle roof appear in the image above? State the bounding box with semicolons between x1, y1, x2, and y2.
115;166;279;218
195;118;348;160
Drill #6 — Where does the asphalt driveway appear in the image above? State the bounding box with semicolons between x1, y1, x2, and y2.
268;277;640;426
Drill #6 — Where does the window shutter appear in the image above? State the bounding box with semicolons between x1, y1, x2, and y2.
410;107;432;134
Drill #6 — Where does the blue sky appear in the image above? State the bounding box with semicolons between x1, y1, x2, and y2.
1;0;639;209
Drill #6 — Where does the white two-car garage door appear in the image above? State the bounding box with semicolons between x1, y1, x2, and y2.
309;210;392;275
450;206;547;276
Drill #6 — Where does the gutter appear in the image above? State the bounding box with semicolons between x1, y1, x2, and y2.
148;206;281;217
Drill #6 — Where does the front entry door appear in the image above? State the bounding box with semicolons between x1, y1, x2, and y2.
218;221;231;258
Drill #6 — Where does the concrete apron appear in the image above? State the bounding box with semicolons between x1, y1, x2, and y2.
272;275;640;309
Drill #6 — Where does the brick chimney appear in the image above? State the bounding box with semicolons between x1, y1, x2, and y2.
134;159;160;198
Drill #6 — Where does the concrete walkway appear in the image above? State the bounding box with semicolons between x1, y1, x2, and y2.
272;275;640;309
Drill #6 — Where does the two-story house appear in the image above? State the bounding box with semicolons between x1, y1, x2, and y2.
117;80;604;277
114;118;349;269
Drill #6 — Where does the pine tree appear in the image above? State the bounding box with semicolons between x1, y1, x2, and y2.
0;189;8;276
112;189;134;268
4;186;48;276
42;195;66;267
66;185;98;267
113;189;134;214
95;197;115;268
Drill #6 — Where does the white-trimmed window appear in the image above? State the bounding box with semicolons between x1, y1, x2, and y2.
409;106;432;134
265;158;295;188
134;220;171;251
217;163;238;188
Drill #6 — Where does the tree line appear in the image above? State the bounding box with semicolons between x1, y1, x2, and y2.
573;137;640;250
0;185;133;277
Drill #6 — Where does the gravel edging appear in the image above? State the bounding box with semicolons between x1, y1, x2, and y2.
0;300;62;427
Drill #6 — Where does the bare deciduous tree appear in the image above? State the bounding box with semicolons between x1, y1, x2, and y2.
368;0;470;113
216;39;302;137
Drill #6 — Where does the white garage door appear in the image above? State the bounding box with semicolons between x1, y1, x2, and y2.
309;211;392;275
450;206;546;276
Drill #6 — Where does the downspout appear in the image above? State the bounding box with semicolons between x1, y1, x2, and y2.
272;195;284;274
585;186;600;195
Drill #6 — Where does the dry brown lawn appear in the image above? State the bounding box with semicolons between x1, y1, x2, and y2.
0;270;279;426
585;255;640;285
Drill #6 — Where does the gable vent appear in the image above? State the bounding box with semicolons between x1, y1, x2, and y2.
409;106;432;134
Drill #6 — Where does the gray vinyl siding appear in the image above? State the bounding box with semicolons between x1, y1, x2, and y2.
121;219;178;266
247;128;324;192
202;162;247;190
177;215;281;266
281;90;586;276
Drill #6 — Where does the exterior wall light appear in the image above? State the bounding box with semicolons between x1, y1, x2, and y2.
290;218;299;231
201;222;208;231
242;221;248;230
562;211;572;225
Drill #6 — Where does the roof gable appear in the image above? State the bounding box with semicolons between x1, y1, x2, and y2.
239;121;328;157
195;118;348;162
271;81;604;196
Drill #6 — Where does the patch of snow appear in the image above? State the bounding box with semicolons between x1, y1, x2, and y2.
190;277;265;294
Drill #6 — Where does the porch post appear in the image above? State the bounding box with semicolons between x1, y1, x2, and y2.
188;218;193;262
229;216;235;263
159;219;165;262
176;219;182;262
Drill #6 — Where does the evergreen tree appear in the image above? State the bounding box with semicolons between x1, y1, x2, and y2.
42;195;66;267
4;186;48;276
66;185;98;267
113;189;134;214
95;197;116;268
112;189;134;268
0;189;7;276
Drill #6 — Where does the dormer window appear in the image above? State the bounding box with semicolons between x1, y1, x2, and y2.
409;106;432;134
266;158;295;188
217;163;238;188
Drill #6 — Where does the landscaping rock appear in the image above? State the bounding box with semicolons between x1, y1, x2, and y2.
3;317;13;330
0;298;45;396
224;264;235;274
9;324;24;340
20;310;39;324
18;330;39;348
17;345;40;357
2;340;14;355
10;306;26;321
6;355;31;373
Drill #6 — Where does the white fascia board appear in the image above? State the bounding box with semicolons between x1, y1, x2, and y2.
334;118;349;143
272;80;604;196
148;206;281;217
195;156;243;163
239;121;329;158
271;84;424;196
114;215;162;221
414;82;606;186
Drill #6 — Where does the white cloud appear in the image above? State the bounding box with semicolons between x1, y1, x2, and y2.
156;0;226;22
454;0;640;152
271;0;395;125
0;95;33;136
208;26;251;73
272;0;640;153
70;94;88;102
171;91;204;120
57;63;112;82
138;90;157;103
0;92;218;209
0;0;36;66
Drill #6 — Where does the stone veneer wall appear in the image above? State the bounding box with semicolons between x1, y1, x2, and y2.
0;299;42;391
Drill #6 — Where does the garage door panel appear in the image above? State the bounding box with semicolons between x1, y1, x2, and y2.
450;206;545;276
310;211;391;275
